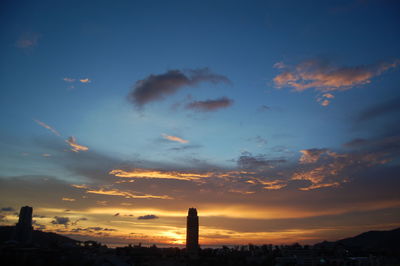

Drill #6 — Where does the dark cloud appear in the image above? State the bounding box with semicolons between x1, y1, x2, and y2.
168;144;202;152
32;220;46;230
138;214;159;220
33;214;48;218
257;105;270;112
71;217;88;226
0;207;15;212
71;227;116;232
344;138;369;148
51;216;70;227
88;227;103;231
237;152;286;170
128;68;230;108
185;97;233;112
114;213;120;216
343;135;400;159
103;228;117;231
358;97;400;122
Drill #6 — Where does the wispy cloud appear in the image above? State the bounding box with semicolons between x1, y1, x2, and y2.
128;68;230;108
16;32;40;48
65;137;89;152
62;77;91;85
162;134;189;144
358;96;400;122
85;188;172;200
257;105;270;112
185;97;233;112
273;59;399;104
63;77;76;82
34;119;61;136
109;169;210;181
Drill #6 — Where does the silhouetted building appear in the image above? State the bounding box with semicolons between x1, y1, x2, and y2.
15;206;33;243
186;208;199;254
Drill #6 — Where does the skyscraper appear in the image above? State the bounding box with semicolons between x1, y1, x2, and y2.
186;208;199;253
15;206;33;243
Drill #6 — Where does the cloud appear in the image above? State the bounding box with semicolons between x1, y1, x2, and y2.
161;134;188;144
109;169;210;181
317;93;335;106
71;217;88;226
248;136;268;146
34;119;61;136
138;214;159;220
292;147;392;190
257;105;270;112
185;97;233;112
63;77;75;82
358;96;400;122
79;78;91;83
299;148;328;164
16;32;40;48
84;187;173;200
62;77;91;84
273;59;399;104
62;197;76;202
246;178;287;190
0;207;15;212
169;144;202;152
273;61;286;69
128;68;230;108
237;152;285;170
51;216;70;227
65;136;89;152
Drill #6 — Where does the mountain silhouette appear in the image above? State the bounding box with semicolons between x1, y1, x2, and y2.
0;226;78;247
315;227;400;253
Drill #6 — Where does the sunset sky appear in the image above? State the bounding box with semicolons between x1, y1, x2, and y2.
1;0;400;247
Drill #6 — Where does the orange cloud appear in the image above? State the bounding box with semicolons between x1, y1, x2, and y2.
79;78;91;83
34;119;61;136
317;93;335;106
109;169;210;180
161;134;188;143
299;148;328;164
66;136;89;152
273;59;399;104
246;178;287;190
86;188;172;200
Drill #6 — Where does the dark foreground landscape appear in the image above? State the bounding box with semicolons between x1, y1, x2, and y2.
1;226;399;266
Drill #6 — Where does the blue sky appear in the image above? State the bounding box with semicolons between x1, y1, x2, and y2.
1;0;400;246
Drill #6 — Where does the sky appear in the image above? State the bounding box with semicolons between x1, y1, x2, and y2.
1;0;400;247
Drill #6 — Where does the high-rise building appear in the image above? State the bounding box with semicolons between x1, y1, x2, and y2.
186;208;199;253
15;206;33;243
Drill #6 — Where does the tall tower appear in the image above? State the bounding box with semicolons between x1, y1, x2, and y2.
186;208;199;253
15;206;33;243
